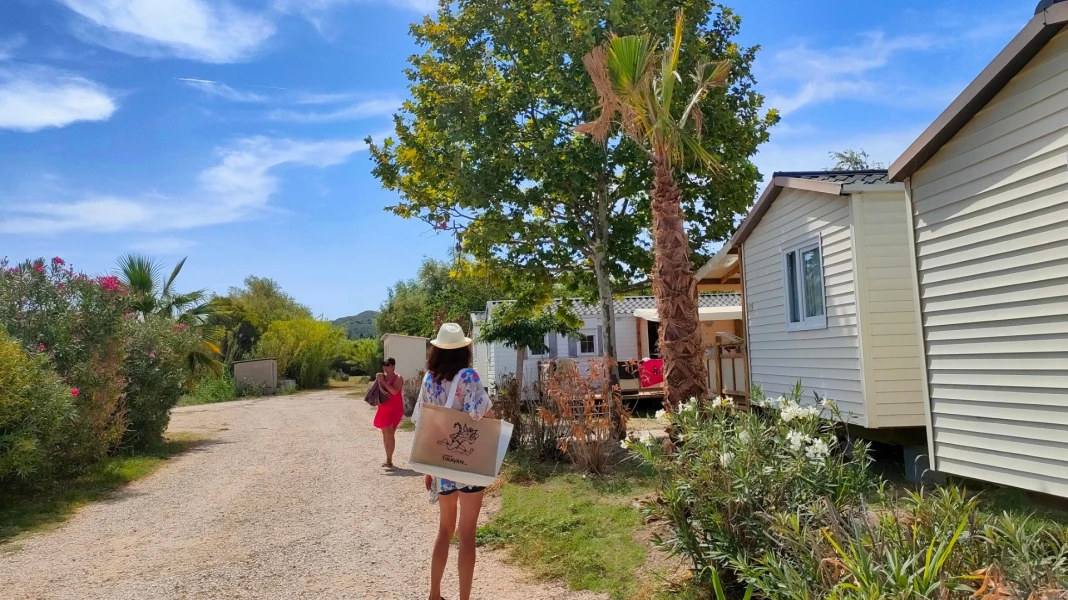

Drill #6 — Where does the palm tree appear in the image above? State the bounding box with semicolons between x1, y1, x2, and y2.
577;12;730;407
116;254;222;374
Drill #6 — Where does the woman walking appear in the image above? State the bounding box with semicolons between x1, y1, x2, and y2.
373;358;404;469
414;323;493;600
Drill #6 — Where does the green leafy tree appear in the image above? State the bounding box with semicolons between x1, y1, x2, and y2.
477;303;580;397
346;338;383;376
578;12;728;406
210;276;314;364
256;319;347;390
828;148;884;170
368;0;776;385
375;258;506;338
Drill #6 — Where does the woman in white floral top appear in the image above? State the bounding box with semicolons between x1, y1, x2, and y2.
413;323;493;600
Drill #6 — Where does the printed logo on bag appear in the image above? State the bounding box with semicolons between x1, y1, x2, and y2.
438;422;479;459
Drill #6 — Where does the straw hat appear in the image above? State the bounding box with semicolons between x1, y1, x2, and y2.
430;323;472;349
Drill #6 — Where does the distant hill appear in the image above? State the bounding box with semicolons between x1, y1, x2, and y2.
332;310;378;340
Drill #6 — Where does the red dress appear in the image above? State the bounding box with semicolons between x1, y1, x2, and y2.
373;375;404;429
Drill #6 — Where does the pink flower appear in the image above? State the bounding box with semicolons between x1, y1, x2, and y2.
57;283;65;290
177;323;188;330
51;257;65;266
37;343;46;352
7;268;17;274
96;275;124;293
34;264;44;273
71;388;80;396
149;352;156;359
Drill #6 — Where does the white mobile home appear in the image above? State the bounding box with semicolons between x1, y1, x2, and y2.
471;295;742;392
381;334;429;380
723;170;926;429
890;0;1068;496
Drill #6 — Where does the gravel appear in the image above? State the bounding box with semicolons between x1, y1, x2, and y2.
0;390;606;600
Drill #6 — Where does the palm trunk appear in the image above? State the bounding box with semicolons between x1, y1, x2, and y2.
651;155;707;408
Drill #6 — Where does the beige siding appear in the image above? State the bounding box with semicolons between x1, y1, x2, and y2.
909;28;1068;497
853;191;927;428
742;188;866;424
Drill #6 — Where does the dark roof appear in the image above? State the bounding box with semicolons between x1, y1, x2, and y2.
890;6;1068;180
775;170;890;185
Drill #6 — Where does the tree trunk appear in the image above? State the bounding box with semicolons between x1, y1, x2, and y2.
651;155;708;408
514;345;526;405
593;173;624;438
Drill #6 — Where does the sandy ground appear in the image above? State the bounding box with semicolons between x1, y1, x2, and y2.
0;390;605;600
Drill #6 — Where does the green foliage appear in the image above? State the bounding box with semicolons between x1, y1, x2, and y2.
630;386;1068;599
477;304;581;355
375;257;505;337
345;338;382;376
0;332;76;483
210;276;313;364
179;373;238;406
115;254;215;325
828;148;884;170
368;0;776;302
121;317;200;449
255;319;346;389
331;311;378;340
477;471;652;600
0;257;131;463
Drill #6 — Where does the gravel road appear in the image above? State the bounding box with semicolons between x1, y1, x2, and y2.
0;390;605;600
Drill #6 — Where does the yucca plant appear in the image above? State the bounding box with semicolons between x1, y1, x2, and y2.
578;10;731;407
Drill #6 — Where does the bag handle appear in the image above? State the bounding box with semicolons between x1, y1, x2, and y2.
446;373;462;411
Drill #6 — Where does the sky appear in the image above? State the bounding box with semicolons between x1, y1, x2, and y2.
0;0;1034;319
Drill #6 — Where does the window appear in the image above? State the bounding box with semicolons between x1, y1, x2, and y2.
530;334;552;357
783;238;827;331
577;331;597;356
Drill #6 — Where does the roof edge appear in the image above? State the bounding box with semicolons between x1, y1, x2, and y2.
727;176;844;251
890;11;1067;180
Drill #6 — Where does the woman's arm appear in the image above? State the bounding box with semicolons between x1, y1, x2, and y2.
381;375;403;396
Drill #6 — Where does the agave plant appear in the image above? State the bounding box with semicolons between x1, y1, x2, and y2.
577;11;730;406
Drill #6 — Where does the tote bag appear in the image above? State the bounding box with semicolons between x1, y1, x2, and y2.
408;376;513;487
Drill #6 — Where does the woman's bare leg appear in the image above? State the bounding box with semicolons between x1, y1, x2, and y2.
457;490;485;600
381;426;396;467
429;492;458;600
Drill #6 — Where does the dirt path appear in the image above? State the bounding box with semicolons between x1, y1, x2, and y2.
0;390;605;600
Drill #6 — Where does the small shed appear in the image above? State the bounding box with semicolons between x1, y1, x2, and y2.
725;170;926;429
889;0;1068;496
233;358;277;395
381;334;429;380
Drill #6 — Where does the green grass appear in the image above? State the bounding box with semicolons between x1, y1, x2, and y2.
398;417;415;432
0;434;205;546
477;455;656;600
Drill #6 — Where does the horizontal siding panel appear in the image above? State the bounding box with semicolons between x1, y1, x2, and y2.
933;413;1068;444
933;398;1068;425
920;258;1068;299
936;458;1068;498
928;353;1068;372
923;297;1068;327
877;414;926;427
871;345;922;359
919;237;1068;285
751;357;862;370
922;278;1068;314
871;334;920;348
929;384;1068;408
869;300;918;313
937;443;1068;476
935;431;1068;463
929;371;1068;390
872;379;923;393
925;335;1068;356
925;316;1068;341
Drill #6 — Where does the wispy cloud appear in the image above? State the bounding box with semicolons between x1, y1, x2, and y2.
763;31;935;115
0;35;26;61
56;0;276;63
0;136;367;234
176;77;267;102
0;65;118;132
267;97;401;122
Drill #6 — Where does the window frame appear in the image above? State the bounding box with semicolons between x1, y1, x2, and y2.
529;333;553;358
782;235;828;332
576;330;598;356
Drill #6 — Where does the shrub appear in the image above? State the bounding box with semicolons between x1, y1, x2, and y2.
255;319;346;389
402;370;425;417
0;258;131;462
121;317;200;449
0;332;76;483
181;373;238;405
544;359;627;474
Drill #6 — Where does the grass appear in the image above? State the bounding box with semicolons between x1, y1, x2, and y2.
398;417;415;432
477;453;657;600
0;433;205;547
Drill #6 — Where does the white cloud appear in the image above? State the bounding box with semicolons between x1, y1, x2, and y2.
57;0;275;63
268;97;401;122
0;136;367;235
0;35;26;61
763;31;935;115
177;77;267;102
0;66;118;132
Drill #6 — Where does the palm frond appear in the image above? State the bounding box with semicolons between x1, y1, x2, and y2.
658;10;685;116
681;60;731;135
162;256;188;298
116;253;161;297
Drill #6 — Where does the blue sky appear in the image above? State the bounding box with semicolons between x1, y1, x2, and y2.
0;0;1032;318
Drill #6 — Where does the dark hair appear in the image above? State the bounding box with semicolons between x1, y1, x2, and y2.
382;357;396;367
426;345;472;384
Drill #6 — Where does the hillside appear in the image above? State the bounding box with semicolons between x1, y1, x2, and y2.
332;310;378;340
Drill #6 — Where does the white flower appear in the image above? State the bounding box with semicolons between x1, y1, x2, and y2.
719;452;734;468
801;405;821;419
620;438;633;450
639;431;656;444
711;396;734;409
819;397;832;407
738;430;750;443
806;438;831;462
655;409;670;424
786;430;813;452
679;398;698;413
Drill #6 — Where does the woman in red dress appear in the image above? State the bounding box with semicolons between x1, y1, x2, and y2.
373;358;404;469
